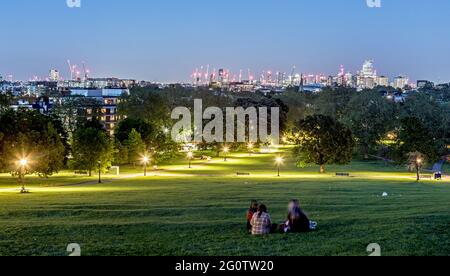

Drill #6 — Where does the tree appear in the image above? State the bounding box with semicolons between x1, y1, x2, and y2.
115;117;179;165
52;96;103;135
115;118;154;145
0;110;66;178
0;92;12;114
113;140;129;165
71;120;114;176
118;87;170;127
342;91;395;159
393;117;442;163
399;93;449;152
314;87;357;121
125;129;146;166
238;96;289;130
293;115;355;173
147;130;180;165
276;89;316;129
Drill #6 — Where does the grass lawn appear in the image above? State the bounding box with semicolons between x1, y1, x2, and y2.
0;149;449;256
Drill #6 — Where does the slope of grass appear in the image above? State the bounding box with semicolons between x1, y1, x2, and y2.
0;150;449;256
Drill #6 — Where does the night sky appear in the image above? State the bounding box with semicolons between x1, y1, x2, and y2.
1;0;450;82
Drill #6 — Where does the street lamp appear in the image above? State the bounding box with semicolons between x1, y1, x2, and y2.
416;158;422;181
275;156;284;177
247;143;254;156
19;159;28;167
187;151;194;169
98;161;102;184
142;156;150;176
18;158;28;193
223;146;229;162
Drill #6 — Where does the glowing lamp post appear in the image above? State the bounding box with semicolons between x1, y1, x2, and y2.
187;151;193;169
18;158;28;192
223;146;229;162
142;156;150;176
247;143;254;156
275;157;284;177
416;158;422;181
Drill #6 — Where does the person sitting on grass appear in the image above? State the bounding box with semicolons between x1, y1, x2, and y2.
281;199;316;233
250;204;276;235
246;200;259;233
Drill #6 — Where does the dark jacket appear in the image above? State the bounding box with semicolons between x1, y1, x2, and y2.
287;208;310;233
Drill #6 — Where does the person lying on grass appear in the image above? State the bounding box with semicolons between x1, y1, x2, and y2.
280;199;317;233
247;200;259;233
250;204;278;235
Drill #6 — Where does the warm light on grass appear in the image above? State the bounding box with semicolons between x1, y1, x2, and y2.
187;151;194;168
223;146;229;161
19;159;28;167
275;157;284;165
275;156;284;177
17;157;31;193
142;156;150;164
142;156;151;176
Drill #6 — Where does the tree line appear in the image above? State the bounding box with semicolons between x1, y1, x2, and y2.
0;85;448;177
277;87;450;171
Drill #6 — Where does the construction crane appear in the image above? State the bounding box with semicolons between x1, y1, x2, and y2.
67;60;74;80
82;62;89;81
205;64;210;85
290;66;296;85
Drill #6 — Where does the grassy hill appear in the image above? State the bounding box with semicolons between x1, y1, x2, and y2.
0;149;448;256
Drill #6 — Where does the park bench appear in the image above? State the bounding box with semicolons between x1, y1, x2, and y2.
74;171;88;175
201;156;213;162
336;172;350;177
237;172;251;176
420;175;433;180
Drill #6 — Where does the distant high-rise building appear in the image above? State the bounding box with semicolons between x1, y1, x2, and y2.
361;60;376;78
357;60;378;89
49;69;60;81
344;72;354;87
393;76;409;89
218;69;225;83
377;76;389;87
336;65;346;86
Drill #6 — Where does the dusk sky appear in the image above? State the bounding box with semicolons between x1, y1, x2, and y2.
1;0;450;82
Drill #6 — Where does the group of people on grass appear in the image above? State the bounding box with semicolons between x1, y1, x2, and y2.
246;199;317;235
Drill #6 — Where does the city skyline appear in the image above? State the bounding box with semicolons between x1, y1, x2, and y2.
2;0;450;82
0;59;413;84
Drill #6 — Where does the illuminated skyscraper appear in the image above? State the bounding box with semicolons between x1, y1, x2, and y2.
393;76;409;89
358;60;377;89
49;69;60;81
361;60;376;78
377;76;389;87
